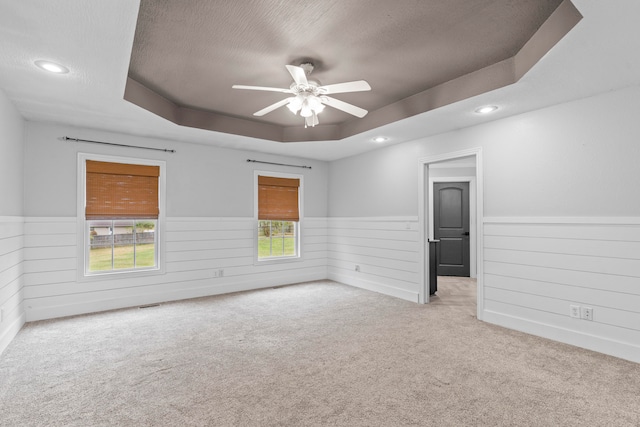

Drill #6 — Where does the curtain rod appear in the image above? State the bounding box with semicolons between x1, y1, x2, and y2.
62;136;176;153
246;159;312;169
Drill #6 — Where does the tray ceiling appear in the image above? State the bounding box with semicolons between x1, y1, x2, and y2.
125;0;581;142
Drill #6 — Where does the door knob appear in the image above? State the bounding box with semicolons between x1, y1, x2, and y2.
462;232;470;236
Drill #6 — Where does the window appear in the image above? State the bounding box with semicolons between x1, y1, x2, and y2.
256;174;301;260
258;220;297;258
87;219;157;272
80;156;164;276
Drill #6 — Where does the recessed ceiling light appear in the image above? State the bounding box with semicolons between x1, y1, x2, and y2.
372;136;388;143
474;105;498;115
34;60;69;74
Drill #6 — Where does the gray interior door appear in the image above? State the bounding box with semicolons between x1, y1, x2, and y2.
433;182;470;277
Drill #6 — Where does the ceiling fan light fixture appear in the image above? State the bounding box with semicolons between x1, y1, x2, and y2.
287;95;303;113
307;95;323;111
299;94;325;118
300;105;313;118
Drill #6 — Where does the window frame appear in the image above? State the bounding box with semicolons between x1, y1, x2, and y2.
77;153;166;281
254;170;303;265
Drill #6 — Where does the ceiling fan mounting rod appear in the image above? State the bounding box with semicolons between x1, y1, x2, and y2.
299;62;314;75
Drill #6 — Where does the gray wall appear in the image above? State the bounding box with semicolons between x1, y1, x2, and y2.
0;89;24;216
19;121;330;326
329;85;640;218
0;88;25;355
10;83;640;364
24;122;329;218
326;84;640;363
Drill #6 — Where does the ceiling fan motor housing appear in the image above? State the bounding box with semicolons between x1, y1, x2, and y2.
290;62;322;95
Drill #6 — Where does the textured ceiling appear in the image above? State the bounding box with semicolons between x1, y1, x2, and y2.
125;0;576;142
3;1;640;161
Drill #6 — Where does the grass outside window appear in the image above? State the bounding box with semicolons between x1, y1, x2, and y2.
87;219;157;273
258;220;297;259
89;244;156;271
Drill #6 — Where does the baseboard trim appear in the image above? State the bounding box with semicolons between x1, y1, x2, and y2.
483;309;640;364
329;272;419;303
25;271;328;322
0;311;26;356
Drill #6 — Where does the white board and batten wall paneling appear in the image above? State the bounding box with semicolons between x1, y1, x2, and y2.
0;216;25;355
22;217;328;321
482;217;640;363
327;217;421;302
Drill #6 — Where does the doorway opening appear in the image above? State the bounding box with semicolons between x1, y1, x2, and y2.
418;148;484;320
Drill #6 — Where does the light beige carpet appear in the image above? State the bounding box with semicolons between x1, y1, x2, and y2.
1;278;638;426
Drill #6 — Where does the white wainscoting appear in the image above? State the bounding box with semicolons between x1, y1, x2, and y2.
327;217;420;302
16;214;640;363
0;216;25;355
23;217;328;321
483;217;640;363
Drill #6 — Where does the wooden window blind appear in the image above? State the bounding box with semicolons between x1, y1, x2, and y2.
258;176;300;221
86;160;160;219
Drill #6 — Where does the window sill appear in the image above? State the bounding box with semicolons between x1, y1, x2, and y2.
78;267;164;282
254;255;303;266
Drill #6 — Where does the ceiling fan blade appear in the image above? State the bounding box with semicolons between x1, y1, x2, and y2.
322;96;368;118
318;80;371;94
232;85;292;93
253;98;293;117
285;65;308;86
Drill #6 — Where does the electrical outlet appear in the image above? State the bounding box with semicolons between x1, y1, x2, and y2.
570;305;581;318
355;265;360;272
581;307;593;321
212;270;218;278
219;269;224;277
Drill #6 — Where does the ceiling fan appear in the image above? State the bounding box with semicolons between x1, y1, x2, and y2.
232;62;371;128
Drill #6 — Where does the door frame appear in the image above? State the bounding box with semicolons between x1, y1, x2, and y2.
429;177;476;279
417;148;484;321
